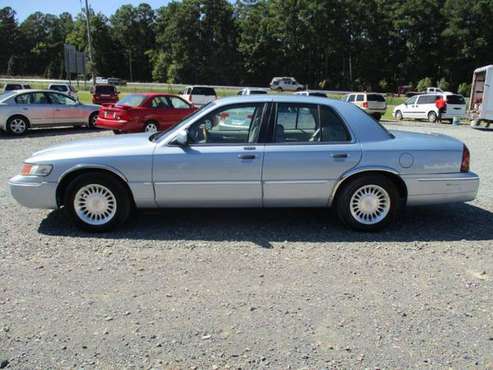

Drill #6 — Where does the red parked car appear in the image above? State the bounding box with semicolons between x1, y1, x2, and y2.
96;93;197;133
91;84;119;105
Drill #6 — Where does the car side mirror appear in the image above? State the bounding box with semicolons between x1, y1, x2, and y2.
171;129;188;147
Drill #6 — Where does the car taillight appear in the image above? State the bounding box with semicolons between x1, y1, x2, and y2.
188;94;192;102
461;144;470;172
363;102;368;108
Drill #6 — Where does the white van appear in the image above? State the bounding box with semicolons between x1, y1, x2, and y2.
393;93;466;123
469;65;493;128
269;77;304;91
180;86;217;107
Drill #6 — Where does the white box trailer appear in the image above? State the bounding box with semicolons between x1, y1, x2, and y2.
469;65;493;128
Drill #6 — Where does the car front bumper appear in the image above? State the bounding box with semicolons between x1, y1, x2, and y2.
404;172;479;206
8;175;58;209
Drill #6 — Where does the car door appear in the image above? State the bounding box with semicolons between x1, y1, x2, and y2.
13;92;54;126
402;95;418;118
414;95;435;119
262;102;361;207
153;102;268;207
47;92;82;124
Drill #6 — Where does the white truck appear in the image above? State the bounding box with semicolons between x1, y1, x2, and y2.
469;65;493;129
426;87;444;94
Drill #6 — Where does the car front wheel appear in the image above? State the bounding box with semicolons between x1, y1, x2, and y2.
64;173;131;231
88;112;98;128
336;175;400;231
7;116;29;135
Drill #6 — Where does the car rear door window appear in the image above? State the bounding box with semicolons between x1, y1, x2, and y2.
319;106;351;142
15;92;49;104
47;92;77;105
150;96;170;108
348;95;355;102
356;95;364;102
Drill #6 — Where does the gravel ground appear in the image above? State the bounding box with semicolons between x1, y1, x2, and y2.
1;122;493;369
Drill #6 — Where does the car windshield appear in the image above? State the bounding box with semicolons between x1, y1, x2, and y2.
0;91;16;102
95;85;116;94
117;94;146;107
150;102;213;142
367;94;385;102
446;95;465;104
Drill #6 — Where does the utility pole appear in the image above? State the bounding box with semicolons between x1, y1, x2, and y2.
84;0;96;86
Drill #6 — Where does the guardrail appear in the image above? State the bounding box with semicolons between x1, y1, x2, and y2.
0;77;351;95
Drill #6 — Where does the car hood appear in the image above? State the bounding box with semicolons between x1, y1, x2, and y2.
29;133;156;162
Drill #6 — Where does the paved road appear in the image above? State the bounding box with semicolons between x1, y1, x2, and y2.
0;121;492;369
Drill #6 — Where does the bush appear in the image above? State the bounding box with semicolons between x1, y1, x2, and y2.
417;77;433;92
437;77;450;91
458;82;471;97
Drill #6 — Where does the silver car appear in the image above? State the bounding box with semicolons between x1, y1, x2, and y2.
8;95;479;231
0;89;99;135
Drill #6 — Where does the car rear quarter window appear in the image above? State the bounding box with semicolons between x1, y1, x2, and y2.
446;95;466;104
356;95;364;102
367;94;385;102
192;87;216;96
319;106;351;142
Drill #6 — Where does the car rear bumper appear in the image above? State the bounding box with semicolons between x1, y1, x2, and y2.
9;175;58;209
404;172;479;206
96;117;133;131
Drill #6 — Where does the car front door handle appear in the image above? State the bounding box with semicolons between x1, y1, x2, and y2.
238;154;256;160
332;153;348;159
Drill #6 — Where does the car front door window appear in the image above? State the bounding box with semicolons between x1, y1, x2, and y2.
187;104;264;144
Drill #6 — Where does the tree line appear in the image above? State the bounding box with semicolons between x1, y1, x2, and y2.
1;0;492;92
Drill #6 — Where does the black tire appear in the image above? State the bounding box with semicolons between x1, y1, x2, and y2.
88;112;98;128
6;116;29;135
427;111;438;123
395;110;403;121
144;120;159;133
335;175;400;231
113;130;122;135
373;113;382;121
64;172;132;232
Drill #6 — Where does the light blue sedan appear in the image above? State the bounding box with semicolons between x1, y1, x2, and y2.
9;95;479;231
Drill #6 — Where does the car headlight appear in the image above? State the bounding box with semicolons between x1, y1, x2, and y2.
21;163;53;177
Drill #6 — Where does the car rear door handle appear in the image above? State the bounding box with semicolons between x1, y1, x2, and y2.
238;154;256;160
332;153;348;159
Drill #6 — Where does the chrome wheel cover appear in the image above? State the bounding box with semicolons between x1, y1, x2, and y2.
145;123;158;132
74;184;117;226
10;118;27;134
350;184;391;225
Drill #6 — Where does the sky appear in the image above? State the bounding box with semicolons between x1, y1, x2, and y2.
0;0;171;21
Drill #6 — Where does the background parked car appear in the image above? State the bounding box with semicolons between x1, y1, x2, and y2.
237;88;268;95
295;90;328;97
107;77;127;86
270;77;304;91
96;93;196;134
3;83;31;92
0;90;99;135
469;64;493;128
180;86;216;107
48;83;78;99
90;84;119;105
393;93;466;123
344;92;386;120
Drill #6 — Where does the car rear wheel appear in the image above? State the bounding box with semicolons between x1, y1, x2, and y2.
336;175;400;231
88;112;98;128
64;173;131;231
395;110;403;121
7;116;29;135
144;121;159;133
372;113;382;121
428;111;438;123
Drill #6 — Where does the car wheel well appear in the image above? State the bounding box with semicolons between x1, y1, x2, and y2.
56;168;135;208
333;170;407;206
8;114;31;127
